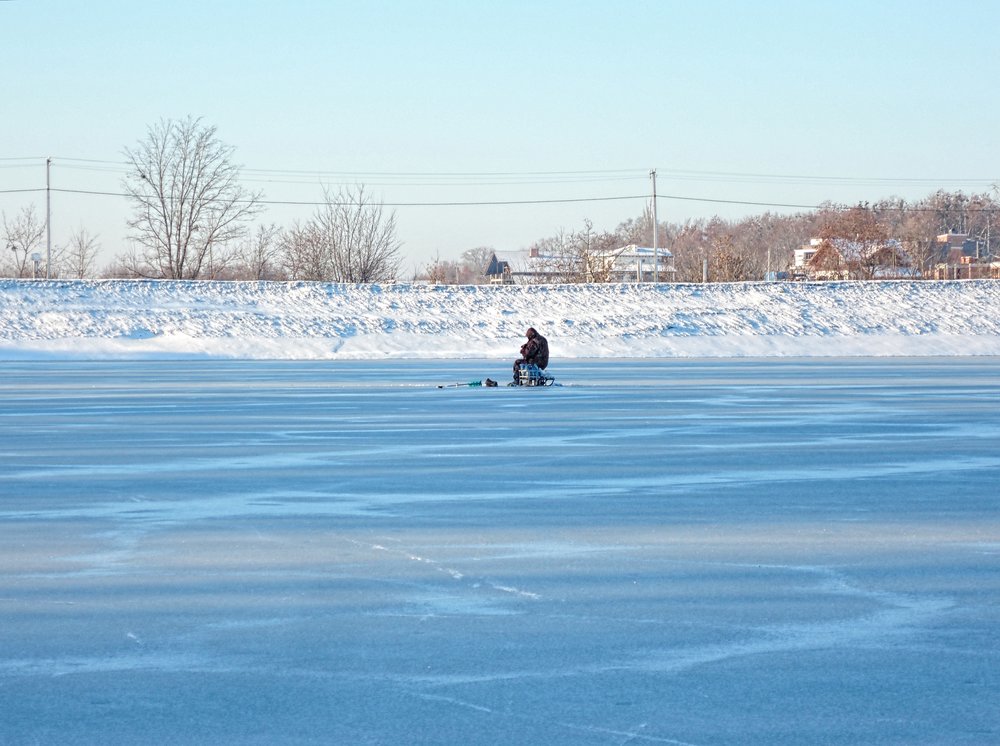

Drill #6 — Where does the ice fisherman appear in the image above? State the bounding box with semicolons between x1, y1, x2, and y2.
512;327;549;384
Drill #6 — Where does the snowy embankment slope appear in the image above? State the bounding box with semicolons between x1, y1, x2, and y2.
0;279;998;359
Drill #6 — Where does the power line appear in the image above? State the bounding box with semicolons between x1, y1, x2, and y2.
654;168;999;187
242;166;645;178
5;156;998;187
243;174;647;188
3;158;997;213
46;186;650;208
41;186;1000;213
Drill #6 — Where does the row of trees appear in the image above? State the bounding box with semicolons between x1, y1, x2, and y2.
480;191;997;284
2;118;403;282
113;119;403;282
3;205;102;279
2;116;997;282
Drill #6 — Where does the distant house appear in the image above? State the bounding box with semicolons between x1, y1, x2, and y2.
935;231;978;260
483;248;566;284
931;232;999;279
484;253;514;284
793;243;819;271
794;237;913;280
584;245;675;283
484;244;675;285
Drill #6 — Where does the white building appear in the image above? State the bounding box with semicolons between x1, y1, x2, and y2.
793;239;822;269
586;245;675;282
485;244;675;284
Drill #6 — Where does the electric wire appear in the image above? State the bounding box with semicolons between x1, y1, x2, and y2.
36;187;998;213
7;156;997;187
2;156;997;212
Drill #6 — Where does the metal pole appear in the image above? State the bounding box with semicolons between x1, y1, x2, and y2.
650;168;658;284
46;157;52;279
988;211;992;258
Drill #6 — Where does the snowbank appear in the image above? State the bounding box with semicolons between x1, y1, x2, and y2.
0;279;998;359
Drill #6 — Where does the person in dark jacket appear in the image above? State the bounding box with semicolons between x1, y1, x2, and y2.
513;327;549;384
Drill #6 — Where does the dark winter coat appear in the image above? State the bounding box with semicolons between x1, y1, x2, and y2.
521;333;549;369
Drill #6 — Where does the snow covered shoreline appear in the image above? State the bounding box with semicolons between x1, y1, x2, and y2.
1;278;998;360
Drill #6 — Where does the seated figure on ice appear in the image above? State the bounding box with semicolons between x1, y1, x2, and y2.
512;327;549;385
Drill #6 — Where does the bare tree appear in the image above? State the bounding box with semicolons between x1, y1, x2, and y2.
460;246;497;284
894;207;939;278
281;220;330;281
519;221;625;283
669;218;719;282
122;117;262;279
99;254;143;279
328;185;402;282
2;205;46;278
616;205;657;248
283;186;401;283
62;228;101;279
234;223;284;280
816;204;892;279
526;229;583;283
422;253;461;284
420;247;501;284
710;233;757;281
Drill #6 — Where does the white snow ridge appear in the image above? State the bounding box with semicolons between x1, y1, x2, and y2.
0;278;998;359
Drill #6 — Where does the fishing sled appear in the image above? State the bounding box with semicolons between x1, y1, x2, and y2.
437;364;556;389
510;363;556;387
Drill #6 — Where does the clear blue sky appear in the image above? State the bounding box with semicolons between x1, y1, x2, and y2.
3;0;999;273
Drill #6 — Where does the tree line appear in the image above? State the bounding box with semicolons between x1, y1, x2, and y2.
430;192;997;284
3;117;997;282
2;118;403;283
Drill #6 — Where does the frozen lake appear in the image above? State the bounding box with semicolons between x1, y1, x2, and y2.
2;358;999;745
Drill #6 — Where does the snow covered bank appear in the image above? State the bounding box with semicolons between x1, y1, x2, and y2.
0;279;998;359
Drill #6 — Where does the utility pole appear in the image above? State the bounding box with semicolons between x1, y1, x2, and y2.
987;210;992;258
46;157;52;279
650;168;658;284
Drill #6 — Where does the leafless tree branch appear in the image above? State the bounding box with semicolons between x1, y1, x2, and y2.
121;117;263;279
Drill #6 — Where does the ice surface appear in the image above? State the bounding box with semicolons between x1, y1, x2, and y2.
1;358;999;744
